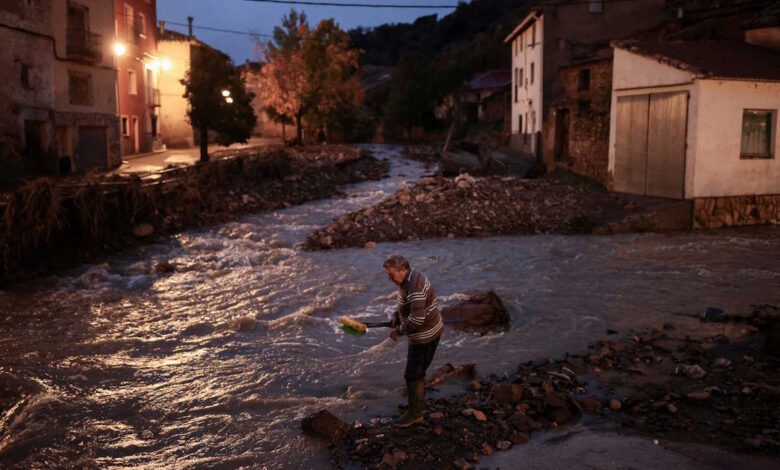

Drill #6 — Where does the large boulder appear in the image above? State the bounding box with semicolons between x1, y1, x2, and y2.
301;409;349;442
441;291;510;332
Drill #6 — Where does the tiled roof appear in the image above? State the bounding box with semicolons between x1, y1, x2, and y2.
744;2;780;29
615;40;780;82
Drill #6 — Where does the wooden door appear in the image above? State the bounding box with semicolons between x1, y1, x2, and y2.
613;94;649;194
646;91;687;198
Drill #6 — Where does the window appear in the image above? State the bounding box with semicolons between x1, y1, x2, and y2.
21;64;30;89
128;69;137;95
138;12;146;36
589;0;603;14
530;63;535;85
577;99;591;115
514;68;518;102
531;110;536;133
518;115;522;134
520;68;524;89
578;69;591;91
531;25;536;47
525;112;528;133
124;4;134;40
741;110;774;159
68;70;92;105
121;116;130;136
519;35;523;51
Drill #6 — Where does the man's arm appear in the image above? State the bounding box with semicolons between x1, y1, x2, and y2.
396;279;430;336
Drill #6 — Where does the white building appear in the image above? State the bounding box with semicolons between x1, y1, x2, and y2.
504;10;543;156
609;40;780;201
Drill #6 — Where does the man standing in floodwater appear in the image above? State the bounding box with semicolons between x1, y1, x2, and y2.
383;254;444;428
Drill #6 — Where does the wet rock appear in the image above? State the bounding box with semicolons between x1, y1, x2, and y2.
364;241;376;249
452;458;471;470
301;409;349;442
509;432;530;445
481;442;493;455
491;384;524;405
713;358;732;368
469;380;482;391
429;412;444;421
153;260;175;274
610;399;622;411
426;363;476;388
441;291;511;332
132;223;154;238
583;397;602;413
496;440;512;451
666;403;678;414
510;414;541;432
687;391;711;401
550;407;574;424
675;364;706;379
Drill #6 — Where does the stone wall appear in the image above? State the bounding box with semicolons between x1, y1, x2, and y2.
543;59;612;184
693;194;780;229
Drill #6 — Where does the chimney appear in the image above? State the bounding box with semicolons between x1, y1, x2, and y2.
159;20;165;35
187;16;193;39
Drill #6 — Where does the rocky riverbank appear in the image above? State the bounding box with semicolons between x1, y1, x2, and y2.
305;305;779;469
0;145;388;283
306;173;687;250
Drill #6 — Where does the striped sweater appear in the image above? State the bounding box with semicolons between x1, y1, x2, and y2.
394;268;444;345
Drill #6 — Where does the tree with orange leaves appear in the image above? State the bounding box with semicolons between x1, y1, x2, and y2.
258;10;363;144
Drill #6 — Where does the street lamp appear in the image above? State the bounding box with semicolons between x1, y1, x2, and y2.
221;89;231;98
114;42;126;56
161;58;171;71
225;97;234;104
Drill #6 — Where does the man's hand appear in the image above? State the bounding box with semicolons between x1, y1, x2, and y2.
390;311;400;328
389;329;400;342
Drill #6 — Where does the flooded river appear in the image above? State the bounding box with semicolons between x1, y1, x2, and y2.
1;146;778;469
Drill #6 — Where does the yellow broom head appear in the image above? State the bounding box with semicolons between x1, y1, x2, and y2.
338;316;367;334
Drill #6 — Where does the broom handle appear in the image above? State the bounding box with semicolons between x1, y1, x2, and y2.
363;319;465;329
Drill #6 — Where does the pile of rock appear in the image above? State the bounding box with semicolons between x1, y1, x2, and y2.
305;305;779;468
307;174;669;250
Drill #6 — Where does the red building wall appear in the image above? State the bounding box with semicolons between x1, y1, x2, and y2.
115;0;158;157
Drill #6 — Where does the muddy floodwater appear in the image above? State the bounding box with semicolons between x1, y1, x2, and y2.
1;146;779;469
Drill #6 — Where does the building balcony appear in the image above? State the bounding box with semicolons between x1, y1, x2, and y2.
146;87;160;107
66;28;103;64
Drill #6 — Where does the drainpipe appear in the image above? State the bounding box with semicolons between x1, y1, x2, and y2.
188;17;193;39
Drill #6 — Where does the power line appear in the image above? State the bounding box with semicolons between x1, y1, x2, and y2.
242;0;459;8
161;19;273;37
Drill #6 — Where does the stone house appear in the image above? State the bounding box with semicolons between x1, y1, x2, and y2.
548;50;612;183
156;25;197;148
608;40;780;228
435;70;511;129
503;1;669;160
115;0;161;157
0;0;121;182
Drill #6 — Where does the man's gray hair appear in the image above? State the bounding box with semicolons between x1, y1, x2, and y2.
383;254;410;270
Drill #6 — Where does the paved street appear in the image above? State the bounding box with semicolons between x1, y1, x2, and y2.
114;136;281;174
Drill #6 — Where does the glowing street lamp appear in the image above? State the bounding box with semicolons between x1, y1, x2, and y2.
221;89;231;98
161;58;171;71
113;42;126;56
225;97;234;104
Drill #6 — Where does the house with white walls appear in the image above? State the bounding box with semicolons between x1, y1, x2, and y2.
609;40;780;228
505;10;544;156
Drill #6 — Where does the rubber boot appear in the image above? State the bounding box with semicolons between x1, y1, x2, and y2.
393;380;426;428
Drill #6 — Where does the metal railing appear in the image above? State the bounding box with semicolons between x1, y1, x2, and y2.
66;28;103;63
146;87;160;107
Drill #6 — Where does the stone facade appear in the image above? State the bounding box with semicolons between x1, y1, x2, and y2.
693;195;780;229
543;58;612;184
0;0;121;183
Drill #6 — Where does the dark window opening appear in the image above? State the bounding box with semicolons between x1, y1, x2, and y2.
21;64;30;89
69;70;92;105
578;69;591;92
577;100;591;115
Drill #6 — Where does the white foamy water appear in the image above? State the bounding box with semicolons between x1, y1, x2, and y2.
1;145;779;468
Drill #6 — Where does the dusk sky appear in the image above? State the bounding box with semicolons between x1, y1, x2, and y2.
157;0;462;64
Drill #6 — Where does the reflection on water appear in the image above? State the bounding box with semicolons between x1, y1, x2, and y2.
1;146;778;468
